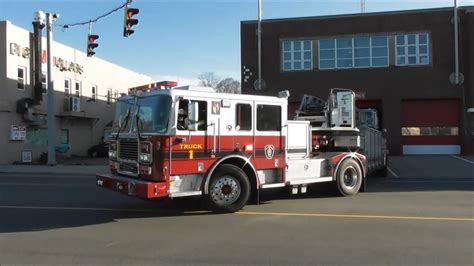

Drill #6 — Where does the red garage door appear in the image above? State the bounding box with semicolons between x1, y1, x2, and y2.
401;100;460;154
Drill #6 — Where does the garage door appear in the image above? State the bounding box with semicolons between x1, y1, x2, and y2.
401;100;460;155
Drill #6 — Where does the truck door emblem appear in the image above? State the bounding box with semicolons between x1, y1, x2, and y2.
265;145;275;159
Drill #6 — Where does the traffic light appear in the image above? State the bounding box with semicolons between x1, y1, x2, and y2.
123;5;139;37
87;34;99;57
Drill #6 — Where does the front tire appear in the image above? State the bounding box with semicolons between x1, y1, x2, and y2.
205;164;251;213
336;158;363;196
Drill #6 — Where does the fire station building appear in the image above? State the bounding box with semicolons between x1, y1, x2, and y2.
0;21;152;164
241;6;474;155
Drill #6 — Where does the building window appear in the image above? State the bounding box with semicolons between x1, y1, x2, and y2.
282;40;312;71
64;79;71;98
41;73;47;94
17;66;26;90
60;129;69;144
75;81;81;97
91;85;97;102
395;33;429;66
236;104;252;131
319;36;388;70
107;89;112;104
257;104;281;131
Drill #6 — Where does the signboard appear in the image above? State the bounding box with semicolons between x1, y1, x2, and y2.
10;125;26;141
21;150;32;163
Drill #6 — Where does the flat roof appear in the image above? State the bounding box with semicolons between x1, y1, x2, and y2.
241;5;474;24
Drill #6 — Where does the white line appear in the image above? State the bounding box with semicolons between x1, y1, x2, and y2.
451;155;474;165
387;167;398;177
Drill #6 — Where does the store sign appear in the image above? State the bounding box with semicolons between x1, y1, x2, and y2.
53;57;84;74
9;42;30;59
10;125;26;141
9;42;84;75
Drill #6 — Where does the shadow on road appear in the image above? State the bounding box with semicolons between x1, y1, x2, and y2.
0;198;213;234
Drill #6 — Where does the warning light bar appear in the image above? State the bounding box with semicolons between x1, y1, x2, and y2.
128;81;178;94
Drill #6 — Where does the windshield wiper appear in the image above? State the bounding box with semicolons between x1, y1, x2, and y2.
135;104;143;141
115;107;131;140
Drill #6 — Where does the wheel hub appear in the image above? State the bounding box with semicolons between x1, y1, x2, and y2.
343;166;358;189
211;175;241;205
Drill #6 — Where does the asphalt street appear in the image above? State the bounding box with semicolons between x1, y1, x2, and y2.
0;155;473;264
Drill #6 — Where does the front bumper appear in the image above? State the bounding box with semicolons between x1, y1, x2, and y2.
96;173;168;199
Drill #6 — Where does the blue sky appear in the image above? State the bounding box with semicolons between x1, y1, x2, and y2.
1;0;472;84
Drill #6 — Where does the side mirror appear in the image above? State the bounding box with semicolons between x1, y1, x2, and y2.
188;102;199;131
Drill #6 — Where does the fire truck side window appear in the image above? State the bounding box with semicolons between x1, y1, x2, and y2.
236;104;252;131
177;99;207;131
257;104;281;131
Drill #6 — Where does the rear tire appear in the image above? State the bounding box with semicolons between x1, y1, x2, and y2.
205;164;251;213
336;159;363;196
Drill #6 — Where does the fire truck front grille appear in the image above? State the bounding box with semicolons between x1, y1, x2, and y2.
119;140;138;161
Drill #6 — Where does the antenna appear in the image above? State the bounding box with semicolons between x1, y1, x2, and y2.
361;0;366;13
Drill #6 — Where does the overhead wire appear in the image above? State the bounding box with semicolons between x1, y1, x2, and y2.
56;0;132;29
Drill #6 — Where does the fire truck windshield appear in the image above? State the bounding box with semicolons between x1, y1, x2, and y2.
113;95;172;134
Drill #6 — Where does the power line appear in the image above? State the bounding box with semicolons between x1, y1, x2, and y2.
57;0;132;29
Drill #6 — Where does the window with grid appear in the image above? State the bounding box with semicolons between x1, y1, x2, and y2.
64;79;71;98
91;85;97;102
17;66;26;90
75;81;81;97
282;40;312;71
395;33;429;66
319;36;388;70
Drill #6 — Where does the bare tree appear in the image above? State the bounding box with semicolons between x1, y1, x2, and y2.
215;78;241;94
198;72;241;94
198;72;219;88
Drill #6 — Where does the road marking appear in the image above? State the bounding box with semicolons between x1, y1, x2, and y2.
0;182;92;187
238;211;474;222
387;167;398;177
451;155;474;165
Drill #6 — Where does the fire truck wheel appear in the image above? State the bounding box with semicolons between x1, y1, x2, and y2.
206;164;251;213
336;159;362;196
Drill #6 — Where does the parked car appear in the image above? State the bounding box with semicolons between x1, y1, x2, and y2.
88;141;108;158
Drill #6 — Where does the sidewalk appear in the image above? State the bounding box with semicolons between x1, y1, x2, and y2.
0;157;108;176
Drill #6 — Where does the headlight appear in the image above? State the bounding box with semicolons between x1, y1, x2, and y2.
109;141;117;151
139;154;151;163
109;150;117;159
139;141;152;164
140;142;151;153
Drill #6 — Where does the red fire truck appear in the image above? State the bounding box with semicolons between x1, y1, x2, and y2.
96;81;386;213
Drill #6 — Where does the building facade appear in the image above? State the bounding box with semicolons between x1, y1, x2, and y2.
0;21;152;164
240;6;474;155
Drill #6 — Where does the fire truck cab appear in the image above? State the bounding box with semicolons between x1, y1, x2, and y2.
97;82;367;213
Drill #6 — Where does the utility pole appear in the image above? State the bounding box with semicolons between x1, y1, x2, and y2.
454;0;459;85
46;12;59;166
257;0;262;85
